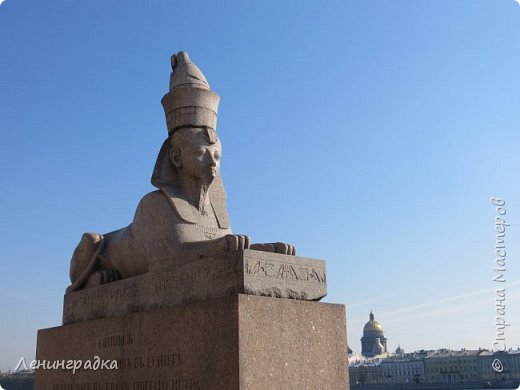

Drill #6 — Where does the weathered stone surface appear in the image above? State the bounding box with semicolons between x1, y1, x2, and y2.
67;52;297;295
63;249;327;324
242;249;326;299
239;295;349;389
37;295;348;390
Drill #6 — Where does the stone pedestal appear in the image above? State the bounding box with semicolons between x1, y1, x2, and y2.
63;250;327;324
36;294;349;389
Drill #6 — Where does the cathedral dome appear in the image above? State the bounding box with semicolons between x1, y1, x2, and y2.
361;311;387;358
363;312;384;334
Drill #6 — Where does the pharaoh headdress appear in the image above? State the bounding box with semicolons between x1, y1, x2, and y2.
151;52;229;229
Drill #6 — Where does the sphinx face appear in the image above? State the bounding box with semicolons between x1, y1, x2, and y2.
175;129;222;185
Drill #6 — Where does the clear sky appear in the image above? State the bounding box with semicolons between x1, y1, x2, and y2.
0;0;519;372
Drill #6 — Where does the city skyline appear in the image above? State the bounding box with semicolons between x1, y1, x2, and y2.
1;0;519;372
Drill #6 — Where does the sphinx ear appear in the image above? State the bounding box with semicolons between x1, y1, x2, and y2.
169;147;182;168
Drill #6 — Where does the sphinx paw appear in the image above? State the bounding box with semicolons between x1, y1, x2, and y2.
250;242;296;256
273;242;296;256
224;234;250;252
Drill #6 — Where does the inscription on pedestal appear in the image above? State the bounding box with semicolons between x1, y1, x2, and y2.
37;297;242;390
63;250;326;324
43;331;201;390
52;378;200;390
245;259;326;283
242;250;326;300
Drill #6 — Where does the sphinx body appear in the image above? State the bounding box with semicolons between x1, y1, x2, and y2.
67;53;295;293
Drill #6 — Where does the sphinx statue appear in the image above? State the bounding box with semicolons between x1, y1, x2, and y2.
67;52;295;293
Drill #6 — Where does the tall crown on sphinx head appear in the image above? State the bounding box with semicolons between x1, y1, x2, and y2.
161;51;220;134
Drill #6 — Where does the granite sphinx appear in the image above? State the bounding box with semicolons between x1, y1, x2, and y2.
36;52;346;390
67;52;296;293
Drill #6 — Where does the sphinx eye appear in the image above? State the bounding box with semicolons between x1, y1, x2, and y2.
214;151;221;160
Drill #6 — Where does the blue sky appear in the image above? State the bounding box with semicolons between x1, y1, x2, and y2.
1;0;519;371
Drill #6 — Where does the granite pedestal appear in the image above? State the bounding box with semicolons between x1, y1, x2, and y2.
36;294;348;389
36;251;349;389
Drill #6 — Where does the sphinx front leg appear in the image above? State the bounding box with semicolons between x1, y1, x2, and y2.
179;234;251;259
250;242;296;256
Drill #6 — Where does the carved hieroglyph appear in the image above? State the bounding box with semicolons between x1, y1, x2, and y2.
63;250;327;324
67;52;297;293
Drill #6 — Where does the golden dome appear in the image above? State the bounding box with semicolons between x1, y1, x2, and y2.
363;312;384;333
363;321;383;332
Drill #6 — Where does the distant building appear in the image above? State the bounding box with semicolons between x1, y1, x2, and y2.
423;349;480;384
381;356;425;384
479;349;520;383
350;348;520;387
361;311;387;358
350;361;384;385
